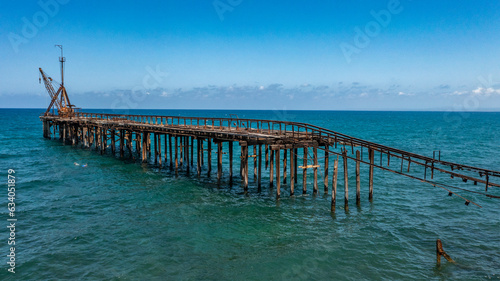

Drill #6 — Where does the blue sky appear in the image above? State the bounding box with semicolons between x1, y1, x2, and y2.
1;0;500;110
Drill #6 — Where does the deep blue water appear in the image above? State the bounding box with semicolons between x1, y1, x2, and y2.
0;108;499;280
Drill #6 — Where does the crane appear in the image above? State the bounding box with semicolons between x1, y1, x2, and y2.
39;45;75;117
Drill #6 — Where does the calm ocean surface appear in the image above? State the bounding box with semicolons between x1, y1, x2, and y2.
0;108;499;280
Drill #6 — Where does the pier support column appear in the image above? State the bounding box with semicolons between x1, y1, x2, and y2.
343;151;349;211
324;147;329;193
283;149;287;184
127;131;132;157
270;149;274;187
369;148;374;202
303;147;307;194
164;134;168;165
120;130;124;157
241;142;248;190
257;144;262;191
290;148;295;196
190;137;194;168
179;137;183;168
356;150;361;206
169;135;173;169
62;124;66;144
154;133;158;164
136;132;140;159
229;142;233;182
185;136;190;175
197;138;201;176
200;141;204;166
331;157;339;212
142;131;148;162
175;136;179;174
102;127;107;155
253;145;257;181
276;149;281;199
111;130;116;155
294;148;298;184
207;138;212;176
313;147;318;194
158;134;162;168
217;142;222;184
265;145;269;170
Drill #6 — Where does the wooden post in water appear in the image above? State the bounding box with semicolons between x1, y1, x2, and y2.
169;135;173;170
185;136;190;175
229;141;233;182
120;130;124;157
111;130;115;155
289;148;295;195
175;136;179;174
179;136;184;169
253;145;257;180
147;133;151;157
276;148;281;199
283;149;287;184
269;149;274;187
294;148;298;184
190;136;194;167
197;138;201;176
356;150;361;206
241;142;248;190
258;144;262;190
265;144;269;170
303;147;308;194
324;147;329;193
436;239;455;265
217;141;222;184
164;134;168;166
158;134;162;168
331;157;339;212
207;138;212;176
200;141;204;166
313;147;318;194
154;133;158;164
343;151;349;211
141;132;147;162
63;124;67;144
369;148;374;201
103;128;107;155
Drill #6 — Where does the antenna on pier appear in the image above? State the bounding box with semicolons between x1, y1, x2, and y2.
55;44;65;86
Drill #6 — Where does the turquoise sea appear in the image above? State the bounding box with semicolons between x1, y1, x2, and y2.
0;108;499;280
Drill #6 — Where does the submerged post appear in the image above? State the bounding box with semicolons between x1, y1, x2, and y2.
356;150;361;206
303;147;307;194
217;141;222;184
290;148;295;196
436;239;455;265
229;141;233;182
324;147;329;193
369;148;374;201
276;148;281;199
331;156;338;212
258;144;262;190
343;151;349;211
313;146;318;194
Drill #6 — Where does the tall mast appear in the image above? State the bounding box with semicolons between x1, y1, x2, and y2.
55;45;65;86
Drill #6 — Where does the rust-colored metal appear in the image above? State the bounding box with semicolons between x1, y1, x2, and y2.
38;56;500;208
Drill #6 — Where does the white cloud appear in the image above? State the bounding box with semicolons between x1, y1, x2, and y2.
472;87;500;96
398;91;414;96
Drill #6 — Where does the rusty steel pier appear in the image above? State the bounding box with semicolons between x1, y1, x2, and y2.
40;112;500;210
39;47;500;211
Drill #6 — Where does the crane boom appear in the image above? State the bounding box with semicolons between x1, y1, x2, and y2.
39;45;75;117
